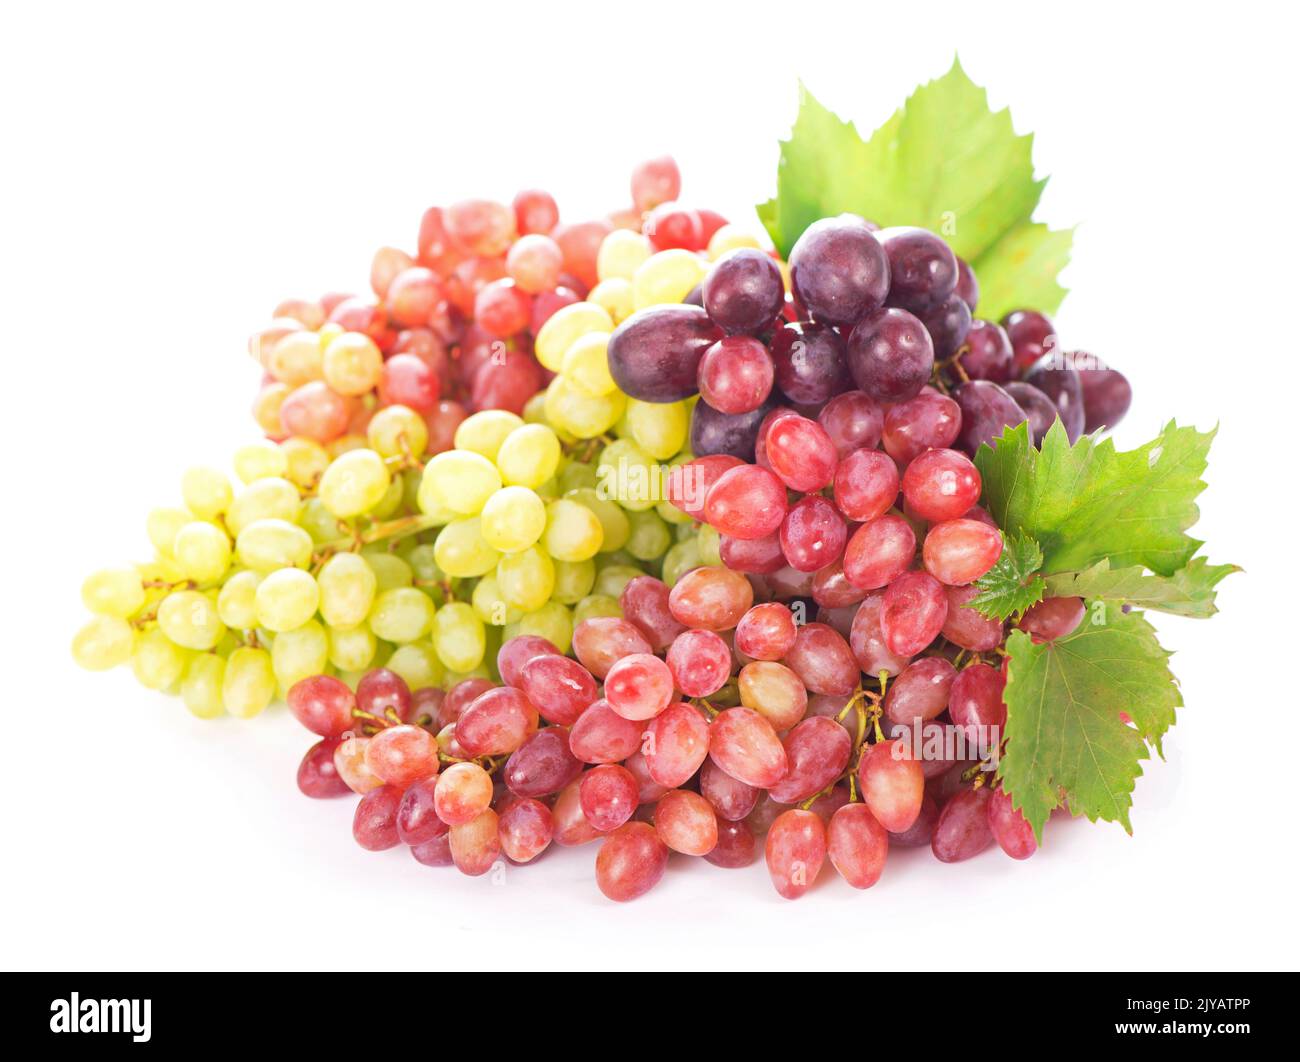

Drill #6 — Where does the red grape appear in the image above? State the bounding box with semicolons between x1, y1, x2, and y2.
880;570;948;656
843;514;916;590
519;654;597;726
665;629;732;699
604;653;674;721
931;787;994;863
697;336;774;414
455;687;539;756
450;809;501;876
765;414;838;492
833;448;900;523
883;656;956;725
901;448;981;523
580;764;640;832
738;661;808;731
568;700;644;764
667;565;753;631
704;464;788;540
353;785;404;851
882;388;962;466
782;622;859;696
287;675;356;737
595;822;669;901
642;702;710;788
940;583;1005;651
364;724;439;789
858;739;925;832
654;789;719;856
502;726;583;798
765;809;827;900
987;788;1038;860
923;518;1003;585
827;803;889;888
768;717;853;804
699;760;759;821
619;576;686;651
705;819;757;868
498;797;554;864
434;762;493;826
396;777;449;846
818;389;884;457
734;602;798;661
1018;596;1086;642
572;617;652;679
297;737;350;798
709;707;788;789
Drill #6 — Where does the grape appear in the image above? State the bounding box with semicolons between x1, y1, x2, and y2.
665;629;732;699
410;835;455;867
827;803;889;889
595;822;669;901
380;353;440;413
953;380;1028;454
424;400;469;455
496;424;562;489
882;388;962;466
644;203;705;253
689;394;777;461
923;518;1003;585
435;518;500;578
770;321;851;405
158;590;227;649
859;739;925;832
356;668;413;723
353;785;404;851
734;602;797;661
572;617;652;678
883;657;957;725
450;809;502;876
71;616;136;671
811;562;869;610
735;660;806;730
550;779;601;848
817;396;885;478
455;687;539;756
234;519;310;575
130;629;187;690
318;449;393;520
948;662;1008;736
833;448;900;523
932;787;994;863
497;634;560;688
879;226;958;312
919;293;972;359
333;735;382;794
705;819;757;868
954;319;1013;382
519;654;597;725
568;700;644;764
222;647;276;719
1025;353;1085;441
702;248;785;335
445;198;515;256
498;796;554;863
708;707;788;788
1002;381;1060;445
719;532;785;574
368;587;436;644
889;794;939;847
606;304;720;401
697;335;774;414
580;764;641;832
505;233;563;294
421;449;502;516
279;382;349;443
604;653;674;721
765;809;827;900
513;187;560;235
783;622;859;696
768;717;853;804
362;725;439;789
699;760;759;821
597;229;654;282
395;778;449;846
901;448;981;523
880;571;948;656
619;576;687;651
843;514;916;590
847;307;935;403
765;414;838;492
479;486;547;553
788;215;889;326
1001;309;1057;371
542;500;604;563
703;464;787;540
297;737;351;799
667;565;753;631
987;789;1038;859
434;762;494;826
622;749;670;803
940;583;1005;651
1077;359;1132;433
665;454;742;520
654;789;719;856
494;546;555;612
1018;595;1086;642
631;156;681;212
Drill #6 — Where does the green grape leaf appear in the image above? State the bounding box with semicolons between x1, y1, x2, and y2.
975;419;1219;577
998;611;1181;843
758;58;1072;316
1043;557;1241;619
968;532;1044;621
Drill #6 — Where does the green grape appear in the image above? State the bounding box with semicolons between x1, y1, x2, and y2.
480;486;547;553
420;449;502;516
131;628;189;690
272;619;329;694
433;517;500;578
71;615;136;670
598;549;640;570
513;600;573;655
280;437;330;491
181;466;234;520
593;564;643;599
662;537;704;587
560;330;615;396
565;487;630;553
551;558;596;604
697;522;722;566
542;498;604;562
625;398;689;460
400;467;426;514
299;497;344;544
397;542;442;587
368;587;436;643
146;507;192;556
454;410;524;461
625;509;671;561
222;646;276;718
368;405;429;459
157;590;227;650
317;552;377;628
363;551;414;590
181;654;226;719
318;448;391;519
235;518;312;573
534;475;561;502
543;374;626;439
657;498;694;526
233;441;289;484
254;569;319;632
471;573;524;627
371;475;406;519
227;477;301;536
328;625;377;672
521;390;550;425
81;568;146;618
673;520;696;542
557;459;597;494
496;545;555;612
574;593;623;624
597;438;659;511
217;570;262;630
495;423;562;488
385;642;445;692
172;521;232;584
431;601;486;673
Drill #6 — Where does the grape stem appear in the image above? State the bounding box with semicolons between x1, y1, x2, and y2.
313;512;443;565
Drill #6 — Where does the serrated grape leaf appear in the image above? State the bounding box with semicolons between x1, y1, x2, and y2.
975;419;1218;577
968;532;1044;621
1042;557;1240;619
998;612;1181;842
758;58;1072;316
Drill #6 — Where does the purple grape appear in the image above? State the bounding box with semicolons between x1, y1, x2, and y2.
1025;353;1085;441
919;293;972;360
606;304;721;401
931;787;994;863
770;321;850;405
879;226;959;313
702;248;785;335
503;726;584;798
690;394;780;460
953;380;1028;454
788;215;890;326
954;257;979;312
1003;382;1060;446
1075;356;1132;433
846;307;934;403
956;319;1013;382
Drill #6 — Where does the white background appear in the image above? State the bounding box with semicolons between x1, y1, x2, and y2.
2;1;1293;971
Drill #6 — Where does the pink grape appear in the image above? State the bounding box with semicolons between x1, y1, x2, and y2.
779;495;847;572
738;661;808;731
697;336;775;414
806;784;852;826
287;675;356;737
604;653;674;721
703;464;788;540
668;565;754;631
631;155;682;212
568;700;645;764
513;187;560;235
883;656;957;724
333;735;383;795
901;448;982;523
827;803;889;889
654;789;719;856
782;622;859;696
699;760;759;821
410;836;454;867
433;762;494;826
364;725;440;789
948;662;1008;736
859;739;925;833
519;654;597;726
843;515;916;590
765;809;827;900
720;532;785;573
552;779;602;847
849;593;913;676
498;797;554;864
889;794;939;847
352;785;404;851
379;354;440;412
833;448;901;523
450;809;501;876
572;617;653;679
882;389;962;466
1018;596;1086;642
746;792;786;835
940;583;1005;651
811;561;869;610
497;634;560;688
619;576;687;651
502;726;583;798
764;564;815;600
580;764;641;832
765;414;838;492
665;454;743;520
357;668;414;723
665;629;732;699
880;570;948;656
734;602;798;661
768;717;853;803
705;820;757;868
297;737;351;799
441;678;495;725
396;777;449;846
931;787;994;863
708;707;788;789
622;749;670;803
595;822;669;902
923;518;1003;585
454;687;539;756
986;788;1038;859
642;702;710;788
818;389;884;457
